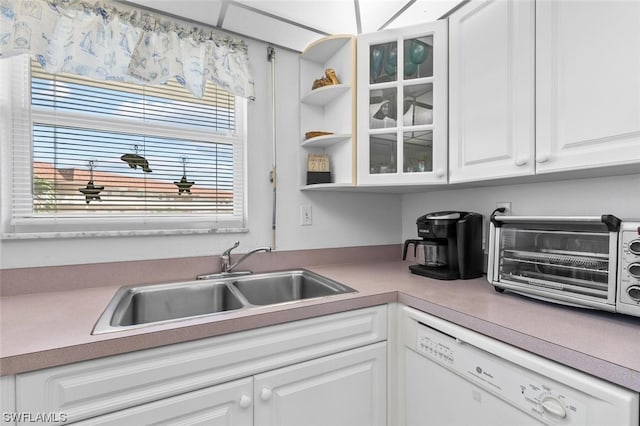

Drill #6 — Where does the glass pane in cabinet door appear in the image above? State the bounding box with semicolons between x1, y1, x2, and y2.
370;42;397;84
369;133;397;174
403;131;433;173
403;36;433;80
370;88;397;129
403;84;433;126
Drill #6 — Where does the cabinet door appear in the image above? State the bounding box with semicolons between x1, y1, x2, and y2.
449;0;535;183
357;21;448;186
1;376;16;426
536;0;640;173
254;342;387;426
71;378;253;426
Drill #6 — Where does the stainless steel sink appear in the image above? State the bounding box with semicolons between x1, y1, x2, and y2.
111;282;245;327
93;270;356;334
231;270;355;305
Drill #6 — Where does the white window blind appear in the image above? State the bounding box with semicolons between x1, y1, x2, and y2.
8;57;246;235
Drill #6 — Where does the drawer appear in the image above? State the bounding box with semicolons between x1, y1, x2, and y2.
69;378;253;426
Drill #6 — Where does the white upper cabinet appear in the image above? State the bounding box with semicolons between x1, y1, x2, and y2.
357;21;449;186
535;0;640;173
449;0;535;183
299;1;640;191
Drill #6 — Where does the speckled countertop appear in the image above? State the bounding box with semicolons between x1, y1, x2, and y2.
2;260;640;392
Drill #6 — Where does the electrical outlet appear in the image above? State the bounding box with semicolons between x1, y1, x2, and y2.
300;204;312;226
496;202;512;214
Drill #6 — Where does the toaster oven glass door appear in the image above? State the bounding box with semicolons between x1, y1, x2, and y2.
497;224;616;303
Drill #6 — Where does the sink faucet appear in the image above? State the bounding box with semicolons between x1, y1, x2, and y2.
221;241;272;273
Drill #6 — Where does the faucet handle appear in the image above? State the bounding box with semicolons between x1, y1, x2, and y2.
223;241;240;257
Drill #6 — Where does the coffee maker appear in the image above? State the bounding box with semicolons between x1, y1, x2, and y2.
403;211;483;280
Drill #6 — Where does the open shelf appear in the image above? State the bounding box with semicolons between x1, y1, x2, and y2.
301;182;355;191
301;36;352;63
302;133;351;148
301;84;351;106
299;35;357;190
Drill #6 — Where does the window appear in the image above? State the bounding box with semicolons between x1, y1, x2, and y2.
4;56;246;235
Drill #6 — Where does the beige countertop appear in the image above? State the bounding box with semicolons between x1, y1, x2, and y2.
2;260;640;392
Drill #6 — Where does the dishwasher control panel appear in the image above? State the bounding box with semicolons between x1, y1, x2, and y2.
415;322;587;424
416;328;454;365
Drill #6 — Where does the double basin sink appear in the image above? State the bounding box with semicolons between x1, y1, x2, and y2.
92;270;357;334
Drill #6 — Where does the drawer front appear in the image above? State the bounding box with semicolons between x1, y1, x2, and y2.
17;306;387;424
69;378;253;426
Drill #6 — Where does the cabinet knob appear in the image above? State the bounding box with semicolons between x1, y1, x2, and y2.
435;169;445;178
239;395;252;409
536;153;550;163
260;388;273;401
514;157;528;167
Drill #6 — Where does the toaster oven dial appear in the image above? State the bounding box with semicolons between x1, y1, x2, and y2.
628;286;640;302
628;263;640;278
629;239;640;255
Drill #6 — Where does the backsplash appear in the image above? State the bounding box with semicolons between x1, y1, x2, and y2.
0;244;402;296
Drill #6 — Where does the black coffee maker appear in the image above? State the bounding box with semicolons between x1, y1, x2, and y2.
403;211;483;280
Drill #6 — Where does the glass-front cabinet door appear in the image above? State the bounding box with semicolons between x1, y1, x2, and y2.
357;21;448;186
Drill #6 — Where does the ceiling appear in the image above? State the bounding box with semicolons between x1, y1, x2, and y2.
127;0;466;51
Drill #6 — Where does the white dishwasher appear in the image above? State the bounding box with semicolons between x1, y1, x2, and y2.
400;306;639;426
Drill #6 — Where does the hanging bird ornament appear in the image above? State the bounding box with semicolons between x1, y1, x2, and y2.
79;160;104;204
121;144;152;172
174;157;195;195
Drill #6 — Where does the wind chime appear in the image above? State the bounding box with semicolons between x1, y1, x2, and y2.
78;160;104;204
174;157;195;195
120;144;152;172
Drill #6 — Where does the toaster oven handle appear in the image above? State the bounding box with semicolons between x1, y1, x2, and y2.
490;214;621;231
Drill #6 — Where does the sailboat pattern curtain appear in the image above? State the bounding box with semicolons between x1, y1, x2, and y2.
0;0;255;99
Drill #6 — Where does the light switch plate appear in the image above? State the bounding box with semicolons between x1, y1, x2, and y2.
300;204;312;226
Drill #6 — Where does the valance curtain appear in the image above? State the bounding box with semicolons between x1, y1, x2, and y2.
0;0;255;99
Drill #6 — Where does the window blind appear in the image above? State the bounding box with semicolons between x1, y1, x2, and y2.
13;59;245;230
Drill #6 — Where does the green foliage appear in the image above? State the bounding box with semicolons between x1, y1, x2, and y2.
33;176;56;211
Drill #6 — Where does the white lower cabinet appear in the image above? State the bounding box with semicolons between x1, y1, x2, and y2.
254;342;387;426
12;306;387;425
69;342;387;426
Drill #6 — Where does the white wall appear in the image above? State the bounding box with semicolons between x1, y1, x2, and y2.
5;36;637;270
401;173;640;252
0;40;403;269
272;45;402;250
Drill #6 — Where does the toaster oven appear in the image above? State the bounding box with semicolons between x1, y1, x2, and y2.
488;214;640;317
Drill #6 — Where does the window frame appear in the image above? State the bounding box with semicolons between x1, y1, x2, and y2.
1;55;248;238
